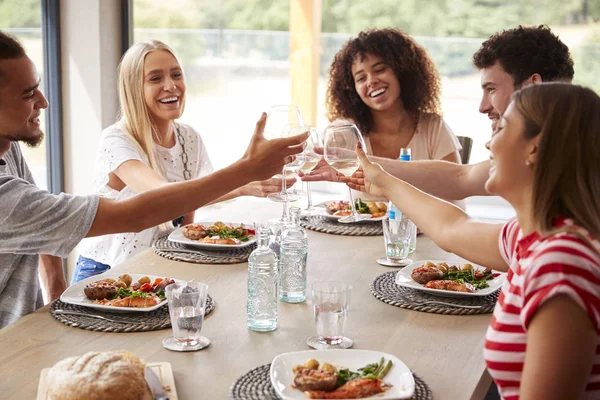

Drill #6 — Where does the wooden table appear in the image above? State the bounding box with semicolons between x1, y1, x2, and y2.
0;197;493;399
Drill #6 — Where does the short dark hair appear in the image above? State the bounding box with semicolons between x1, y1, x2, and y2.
0;30;26;60
0;31;26;83
473;25;574;86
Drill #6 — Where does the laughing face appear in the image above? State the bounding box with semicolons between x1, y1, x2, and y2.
0;56;48;147
143;50;185;124
351;53;402;113
479;62;516;133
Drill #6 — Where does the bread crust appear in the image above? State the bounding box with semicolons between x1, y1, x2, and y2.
46;351;153;400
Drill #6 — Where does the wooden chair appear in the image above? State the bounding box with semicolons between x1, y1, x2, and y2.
457;136;473;164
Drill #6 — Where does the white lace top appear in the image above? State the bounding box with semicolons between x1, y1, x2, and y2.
78;122;213;267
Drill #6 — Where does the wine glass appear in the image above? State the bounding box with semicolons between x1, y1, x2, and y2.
298;126;323;215
323;124;371;223
265;105;305;203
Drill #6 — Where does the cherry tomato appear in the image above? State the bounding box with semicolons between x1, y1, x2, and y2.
140;283;153;293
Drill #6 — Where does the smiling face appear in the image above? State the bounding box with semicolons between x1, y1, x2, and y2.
142;50;185;125
485;102;537;203
351;53;402;113
0;56;48;147
479;62;516;132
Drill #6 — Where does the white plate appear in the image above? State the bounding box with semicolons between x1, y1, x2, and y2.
316;201;388;223
60;272;184;313
270;349;415;400
168;222;257;249
395;260;506;298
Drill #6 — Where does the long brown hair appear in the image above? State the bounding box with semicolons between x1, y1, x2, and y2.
512;83;600;238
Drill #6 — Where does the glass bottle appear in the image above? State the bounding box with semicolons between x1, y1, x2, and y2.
279;207;308;303
247;226;279;332
388;148;417;254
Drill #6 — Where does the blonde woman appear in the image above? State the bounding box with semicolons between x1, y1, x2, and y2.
74;40;290;283
353;83;600;399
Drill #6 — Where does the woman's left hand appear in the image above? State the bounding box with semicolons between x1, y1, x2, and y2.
241;176;297;197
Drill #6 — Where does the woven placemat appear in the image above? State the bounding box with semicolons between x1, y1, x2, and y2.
50;294;215;332
229;363;432;400
371;271;498;315
300;215;383;236
154;236;256;264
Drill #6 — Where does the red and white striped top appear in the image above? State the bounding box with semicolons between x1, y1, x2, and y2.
485;217;600;399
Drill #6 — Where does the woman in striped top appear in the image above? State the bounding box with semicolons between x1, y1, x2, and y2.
352;82;600;399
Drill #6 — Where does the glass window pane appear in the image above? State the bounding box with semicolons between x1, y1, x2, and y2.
0;1;46;189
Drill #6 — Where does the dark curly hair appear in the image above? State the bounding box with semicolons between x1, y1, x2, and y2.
0;31;26;83
326;28;441;135
473;25;574;86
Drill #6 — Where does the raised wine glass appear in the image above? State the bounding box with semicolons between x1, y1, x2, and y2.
298;126;323;215
264;105;305;203
323;124;371;223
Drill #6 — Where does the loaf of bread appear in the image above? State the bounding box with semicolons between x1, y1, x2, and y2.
46;350;152;400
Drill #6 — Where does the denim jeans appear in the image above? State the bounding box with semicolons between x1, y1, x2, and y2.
71;256;111;284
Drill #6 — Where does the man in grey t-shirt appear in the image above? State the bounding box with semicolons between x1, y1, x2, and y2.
0;31;308;328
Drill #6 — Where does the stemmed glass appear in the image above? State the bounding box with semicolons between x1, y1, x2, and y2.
323;124;371;223
298;126;323;215
265;105;305;203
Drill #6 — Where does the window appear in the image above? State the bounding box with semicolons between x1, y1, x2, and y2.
0;0;47;189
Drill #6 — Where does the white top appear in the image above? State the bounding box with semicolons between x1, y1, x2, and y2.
79;122;213;267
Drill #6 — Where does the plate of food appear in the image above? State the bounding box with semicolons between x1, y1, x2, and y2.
395;260;505;298
60;272;180;313
270;349;414;399
318;199;388;222
168;221;257;249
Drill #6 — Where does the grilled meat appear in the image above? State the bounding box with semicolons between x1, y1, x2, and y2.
411;265;444;284
424;279;475;292
304;378;389;399
293;369;338;391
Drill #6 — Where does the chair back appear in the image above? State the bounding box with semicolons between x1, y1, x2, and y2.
457;136;473;164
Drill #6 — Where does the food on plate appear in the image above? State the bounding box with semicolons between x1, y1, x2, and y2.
291;357;393;399
411;261;499;292
83;275;175;308
325;199;387;219
46;350;152;400
410;265;443;284
83;280;119;300
424;279;475;293
181;222;255;244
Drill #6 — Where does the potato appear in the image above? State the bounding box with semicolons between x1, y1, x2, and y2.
138;276;151;285
319;362;337;374
448;265;459;272
292;365;307;374
461;263;473;271
367;202;379;214
377;202;388;212
424;261;436;268
214;221;225;228
114;281;127;289
118;274;132;287
436;263;448;273
99;278;116;284
304;359;319;370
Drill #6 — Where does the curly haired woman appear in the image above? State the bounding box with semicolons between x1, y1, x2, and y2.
304;28;462;202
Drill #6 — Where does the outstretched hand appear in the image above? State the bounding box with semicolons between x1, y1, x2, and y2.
347;143;389;199
298;158;345;183
243;113;309;181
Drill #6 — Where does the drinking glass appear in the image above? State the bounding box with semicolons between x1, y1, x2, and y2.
162;281;210;352
380;217;415;266
265;105;305;203
298;126;323;215
323;124;371;223
306;281;353;349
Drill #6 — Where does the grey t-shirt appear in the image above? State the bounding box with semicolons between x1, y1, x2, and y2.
0;143;99;328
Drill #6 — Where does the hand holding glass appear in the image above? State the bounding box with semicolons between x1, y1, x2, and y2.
298;126;323;214
323;124;371;223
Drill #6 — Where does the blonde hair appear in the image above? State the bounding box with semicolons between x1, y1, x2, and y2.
117;40;186;176
512;83;600;238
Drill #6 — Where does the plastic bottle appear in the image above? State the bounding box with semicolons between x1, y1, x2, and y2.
279;207;308;303
247;226;279;331
388;148;417;253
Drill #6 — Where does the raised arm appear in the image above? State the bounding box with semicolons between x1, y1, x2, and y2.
87;114;308;237
353;145;507;271
354;157;491;201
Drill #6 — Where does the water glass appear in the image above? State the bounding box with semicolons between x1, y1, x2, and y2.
306;281;353;349
162;281;211;352
381;217;415;265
